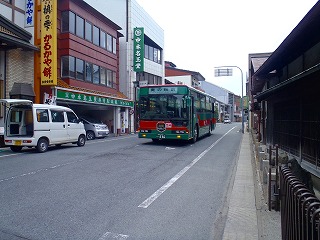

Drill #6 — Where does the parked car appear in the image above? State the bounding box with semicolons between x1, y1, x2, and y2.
79;116;109;140
224;118;231;124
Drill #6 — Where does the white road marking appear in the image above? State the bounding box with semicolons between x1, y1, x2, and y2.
138;127;236;208
98;231;129;240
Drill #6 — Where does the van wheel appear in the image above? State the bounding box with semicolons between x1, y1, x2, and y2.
86;131;95;140
37;138;49;153
77;135;86;147
10;146;23;152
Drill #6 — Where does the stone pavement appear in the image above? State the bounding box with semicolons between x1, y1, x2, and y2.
222;130;281;240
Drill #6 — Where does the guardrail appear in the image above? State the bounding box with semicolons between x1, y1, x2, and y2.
280;166;320;240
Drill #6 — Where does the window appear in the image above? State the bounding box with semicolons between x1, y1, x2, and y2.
153;48;158;62
61;56;75;78
107;69;112;87
100;67;106;85
148;46;153;60
76;58;84;80
85;62;93;82
100;31;106;48
113;72;117;89
85;21;92;42
93;64;100;84
76;15;84;38
93;25;100;46
51;111;65;123
61;11;75;33
66;112;78;123
107;34;112;52
144;44;149;58
113;37;116;54
36;109;49;122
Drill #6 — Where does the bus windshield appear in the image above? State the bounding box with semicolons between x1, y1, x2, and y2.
139;94;188;120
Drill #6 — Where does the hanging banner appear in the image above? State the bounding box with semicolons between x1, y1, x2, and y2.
133;27;144;72
40;0;57;86
25;0;34;27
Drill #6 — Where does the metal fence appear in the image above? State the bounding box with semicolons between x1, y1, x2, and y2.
280;166;320;240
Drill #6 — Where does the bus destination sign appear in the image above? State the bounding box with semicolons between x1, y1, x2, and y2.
149;87;178;94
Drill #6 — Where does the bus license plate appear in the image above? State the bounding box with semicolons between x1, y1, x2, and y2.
14;140;22;145
159;134;166;139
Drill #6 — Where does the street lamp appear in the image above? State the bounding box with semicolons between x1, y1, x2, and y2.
214;66;244;134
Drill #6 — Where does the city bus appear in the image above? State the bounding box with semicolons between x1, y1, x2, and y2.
137;84;217;142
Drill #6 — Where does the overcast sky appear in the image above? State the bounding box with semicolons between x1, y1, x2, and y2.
135;0;318;96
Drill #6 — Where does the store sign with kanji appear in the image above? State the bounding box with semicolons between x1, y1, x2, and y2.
133;27;144;72
25;0;34;27
41;0;57;86
57;90;134;107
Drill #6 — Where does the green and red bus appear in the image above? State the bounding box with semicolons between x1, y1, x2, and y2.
137;84;217;142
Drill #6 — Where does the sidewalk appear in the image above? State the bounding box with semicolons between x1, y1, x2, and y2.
222;131;281;240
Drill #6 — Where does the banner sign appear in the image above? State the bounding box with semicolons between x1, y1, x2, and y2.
25;0;34;27
56;89;134;107
41;0;57;86
133;27;144;72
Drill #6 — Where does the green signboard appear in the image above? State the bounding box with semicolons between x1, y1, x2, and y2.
56;89;133;107
133;27;144;72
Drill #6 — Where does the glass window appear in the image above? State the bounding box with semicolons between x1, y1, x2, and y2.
61;56;75;78
113;72;117;89
61;56;69;77
100;67;106;85
153;48;158;62
85;62;93;82
66;112;78;123
93;64;100;84
148;46;153;60
93;26;100;46
107;69;112;87
69;12;75;34
61;11;69;32
100;31;106;48
69;56;75;78
85;21;92;42
76;58;84;80
107;34;112;52
51;111;65;123
76;15;84;38
157;49;161;63
36;109;49;122
113;37;116;54
144;44;148;58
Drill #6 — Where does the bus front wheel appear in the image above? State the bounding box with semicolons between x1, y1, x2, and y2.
192;125;198;143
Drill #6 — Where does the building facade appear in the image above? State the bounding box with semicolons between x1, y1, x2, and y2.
0;0;144;136
83;0;165;132
249;2;320;178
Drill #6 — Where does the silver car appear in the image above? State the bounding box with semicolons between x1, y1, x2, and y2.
79;116;109;140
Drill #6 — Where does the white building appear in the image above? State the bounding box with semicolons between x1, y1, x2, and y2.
84;0;165;132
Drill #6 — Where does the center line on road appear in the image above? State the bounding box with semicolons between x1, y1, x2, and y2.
138;127;236;208
98;231;129;240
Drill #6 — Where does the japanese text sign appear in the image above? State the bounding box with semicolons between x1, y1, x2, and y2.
41;0;57;86
133;27;144;72
25;0;34;27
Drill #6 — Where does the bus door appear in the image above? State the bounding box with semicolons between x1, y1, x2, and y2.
189;96;195;138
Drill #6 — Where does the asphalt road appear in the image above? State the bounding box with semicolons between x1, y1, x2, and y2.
0;123;243;240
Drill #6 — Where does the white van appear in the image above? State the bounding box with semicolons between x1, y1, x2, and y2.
0;99;86;153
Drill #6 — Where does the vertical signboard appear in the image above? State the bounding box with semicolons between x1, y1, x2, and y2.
25;0;34;27
133;27;144;72
40;0;57;86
